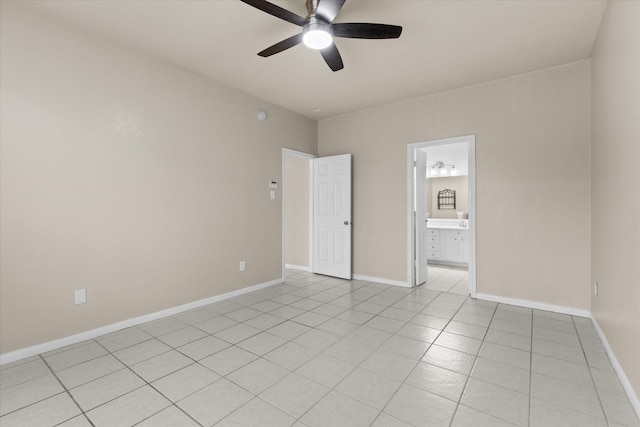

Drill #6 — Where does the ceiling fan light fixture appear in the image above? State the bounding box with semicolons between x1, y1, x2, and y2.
303;21;333;50
241;0;403;71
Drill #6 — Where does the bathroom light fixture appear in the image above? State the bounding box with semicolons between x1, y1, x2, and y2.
429;161;456;177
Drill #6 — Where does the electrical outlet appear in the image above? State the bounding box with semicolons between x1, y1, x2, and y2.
239;261;246;272
594;281;598;297
74;289;87;305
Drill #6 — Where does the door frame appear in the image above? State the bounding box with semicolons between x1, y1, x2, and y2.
282;148;316;279
406;135;477;296
415;149;428;285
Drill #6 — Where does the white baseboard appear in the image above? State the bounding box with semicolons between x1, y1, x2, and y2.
474;293;592;318
285;264;312;272
352;274;411;288
590;316;640;420
0;278;284;366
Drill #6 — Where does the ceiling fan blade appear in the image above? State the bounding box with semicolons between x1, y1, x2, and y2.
316;0;346;23
320;44;344;72
240;0;306;27
258;33;304;57
332;23;403;39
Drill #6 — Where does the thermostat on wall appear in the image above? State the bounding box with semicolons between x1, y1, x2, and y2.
269;181;278;189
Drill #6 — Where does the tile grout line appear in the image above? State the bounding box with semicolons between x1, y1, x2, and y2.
359;283;474;426
0;349;97;418
95;329;208;427
141;312;344;427
341;288;451;427
366;287;449;427
273;273;456;425
188;274;380;425
214;274;380;424
133;317;301;426
528;313;623;424
446;296;498;427
572;316;610;425
377;268;528;427
38;352;96;427
276;282;417;425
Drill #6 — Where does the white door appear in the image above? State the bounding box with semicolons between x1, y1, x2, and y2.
415;150;428;285
312;154;352;279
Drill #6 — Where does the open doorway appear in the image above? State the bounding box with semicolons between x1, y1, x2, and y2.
282;149;353;281
407;135;476;296
282;149;315;278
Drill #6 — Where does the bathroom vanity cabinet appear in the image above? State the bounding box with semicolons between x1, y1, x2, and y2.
427;226;468;266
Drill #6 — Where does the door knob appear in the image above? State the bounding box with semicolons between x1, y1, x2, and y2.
344;221;350;225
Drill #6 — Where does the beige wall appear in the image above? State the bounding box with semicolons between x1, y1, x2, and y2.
591;0;640;399
427;176;469;219
0;3;316;353
284;155;310;268
319;60;591;308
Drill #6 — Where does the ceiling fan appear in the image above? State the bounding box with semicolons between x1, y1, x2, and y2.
240;0;403;71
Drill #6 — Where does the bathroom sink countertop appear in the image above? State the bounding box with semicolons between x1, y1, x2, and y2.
427;224;468;229
426;219;469;230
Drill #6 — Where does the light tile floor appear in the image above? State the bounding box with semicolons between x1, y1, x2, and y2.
1;266;639;427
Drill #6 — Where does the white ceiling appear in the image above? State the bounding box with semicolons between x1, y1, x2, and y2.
24;0;607;120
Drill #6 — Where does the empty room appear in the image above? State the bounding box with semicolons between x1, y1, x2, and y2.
1;1;638;426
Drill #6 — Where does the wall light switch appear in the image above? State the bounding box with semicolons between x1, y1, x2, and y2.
74;289;87;305
270;190;276;200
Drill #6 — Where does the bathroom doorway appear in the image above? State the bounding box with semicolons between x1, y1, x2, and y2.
407;135;476;296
